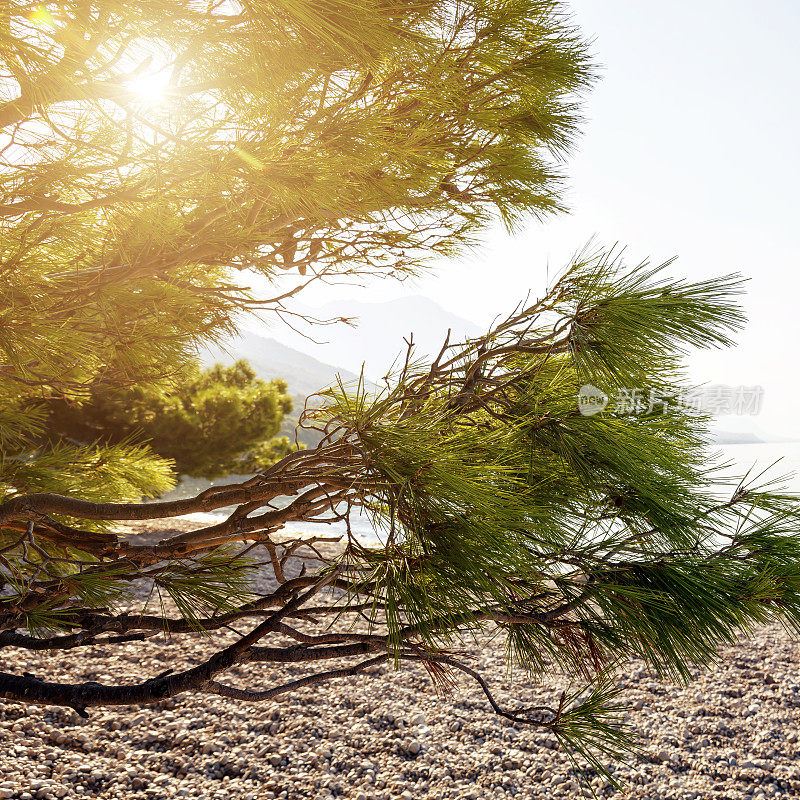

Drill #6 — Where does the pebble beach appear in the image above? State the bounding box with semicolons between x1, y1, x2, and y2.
2;521;800;800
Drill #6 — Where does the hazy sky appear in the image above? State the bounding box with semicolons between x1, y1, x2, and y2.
285;1;800;438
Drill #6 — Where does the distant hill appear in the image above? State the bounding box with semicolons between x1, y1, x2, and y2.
246;295;482;380
200;331;363;401
711;431;765;445
709;419;772;445
199;295;481;446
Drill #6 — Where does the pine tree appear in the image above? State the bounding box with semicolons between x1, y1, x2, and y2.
0;0;592;504
44;359;295;479
2;1;797;782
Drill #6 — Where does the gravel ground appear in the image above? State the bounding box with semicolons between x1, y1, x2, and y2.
3;521;800;800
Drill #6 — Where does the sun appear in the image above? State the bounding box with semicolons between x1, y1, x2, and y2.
125;68;172;106
121;41;175;108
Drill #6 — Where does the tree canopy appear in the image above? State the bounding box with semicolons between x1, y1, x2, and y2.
44;360;295;479
1;0;593;504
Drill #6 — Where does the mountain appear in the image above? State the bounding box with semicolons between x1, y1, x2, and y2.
711;431;764;445
244;295;482;381
708;417;776;446
199;295;480;445
199;331;363;401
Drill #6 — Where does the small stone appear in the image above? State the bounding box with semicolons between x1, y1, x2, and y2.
407;740;422;755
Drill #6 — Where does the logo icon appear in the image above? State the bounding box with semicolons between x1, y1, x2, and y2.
577;384;609;417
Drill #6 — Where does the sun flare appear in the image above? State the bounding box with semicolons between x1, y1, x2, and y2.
125;69;172;106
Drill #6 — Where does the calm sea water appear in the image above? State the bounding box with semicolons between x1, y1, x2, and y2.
171;442;800;547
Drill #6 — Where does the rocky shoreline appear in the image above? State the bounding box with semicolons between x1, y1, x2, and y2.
2;520;800;800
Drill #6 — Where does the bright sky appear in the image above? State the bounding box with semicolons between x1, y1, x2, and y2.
292;1;800;439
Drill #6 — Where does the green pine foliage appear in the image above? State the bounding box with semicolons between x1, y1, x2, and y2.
45;360;295;479
305;250;800;768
